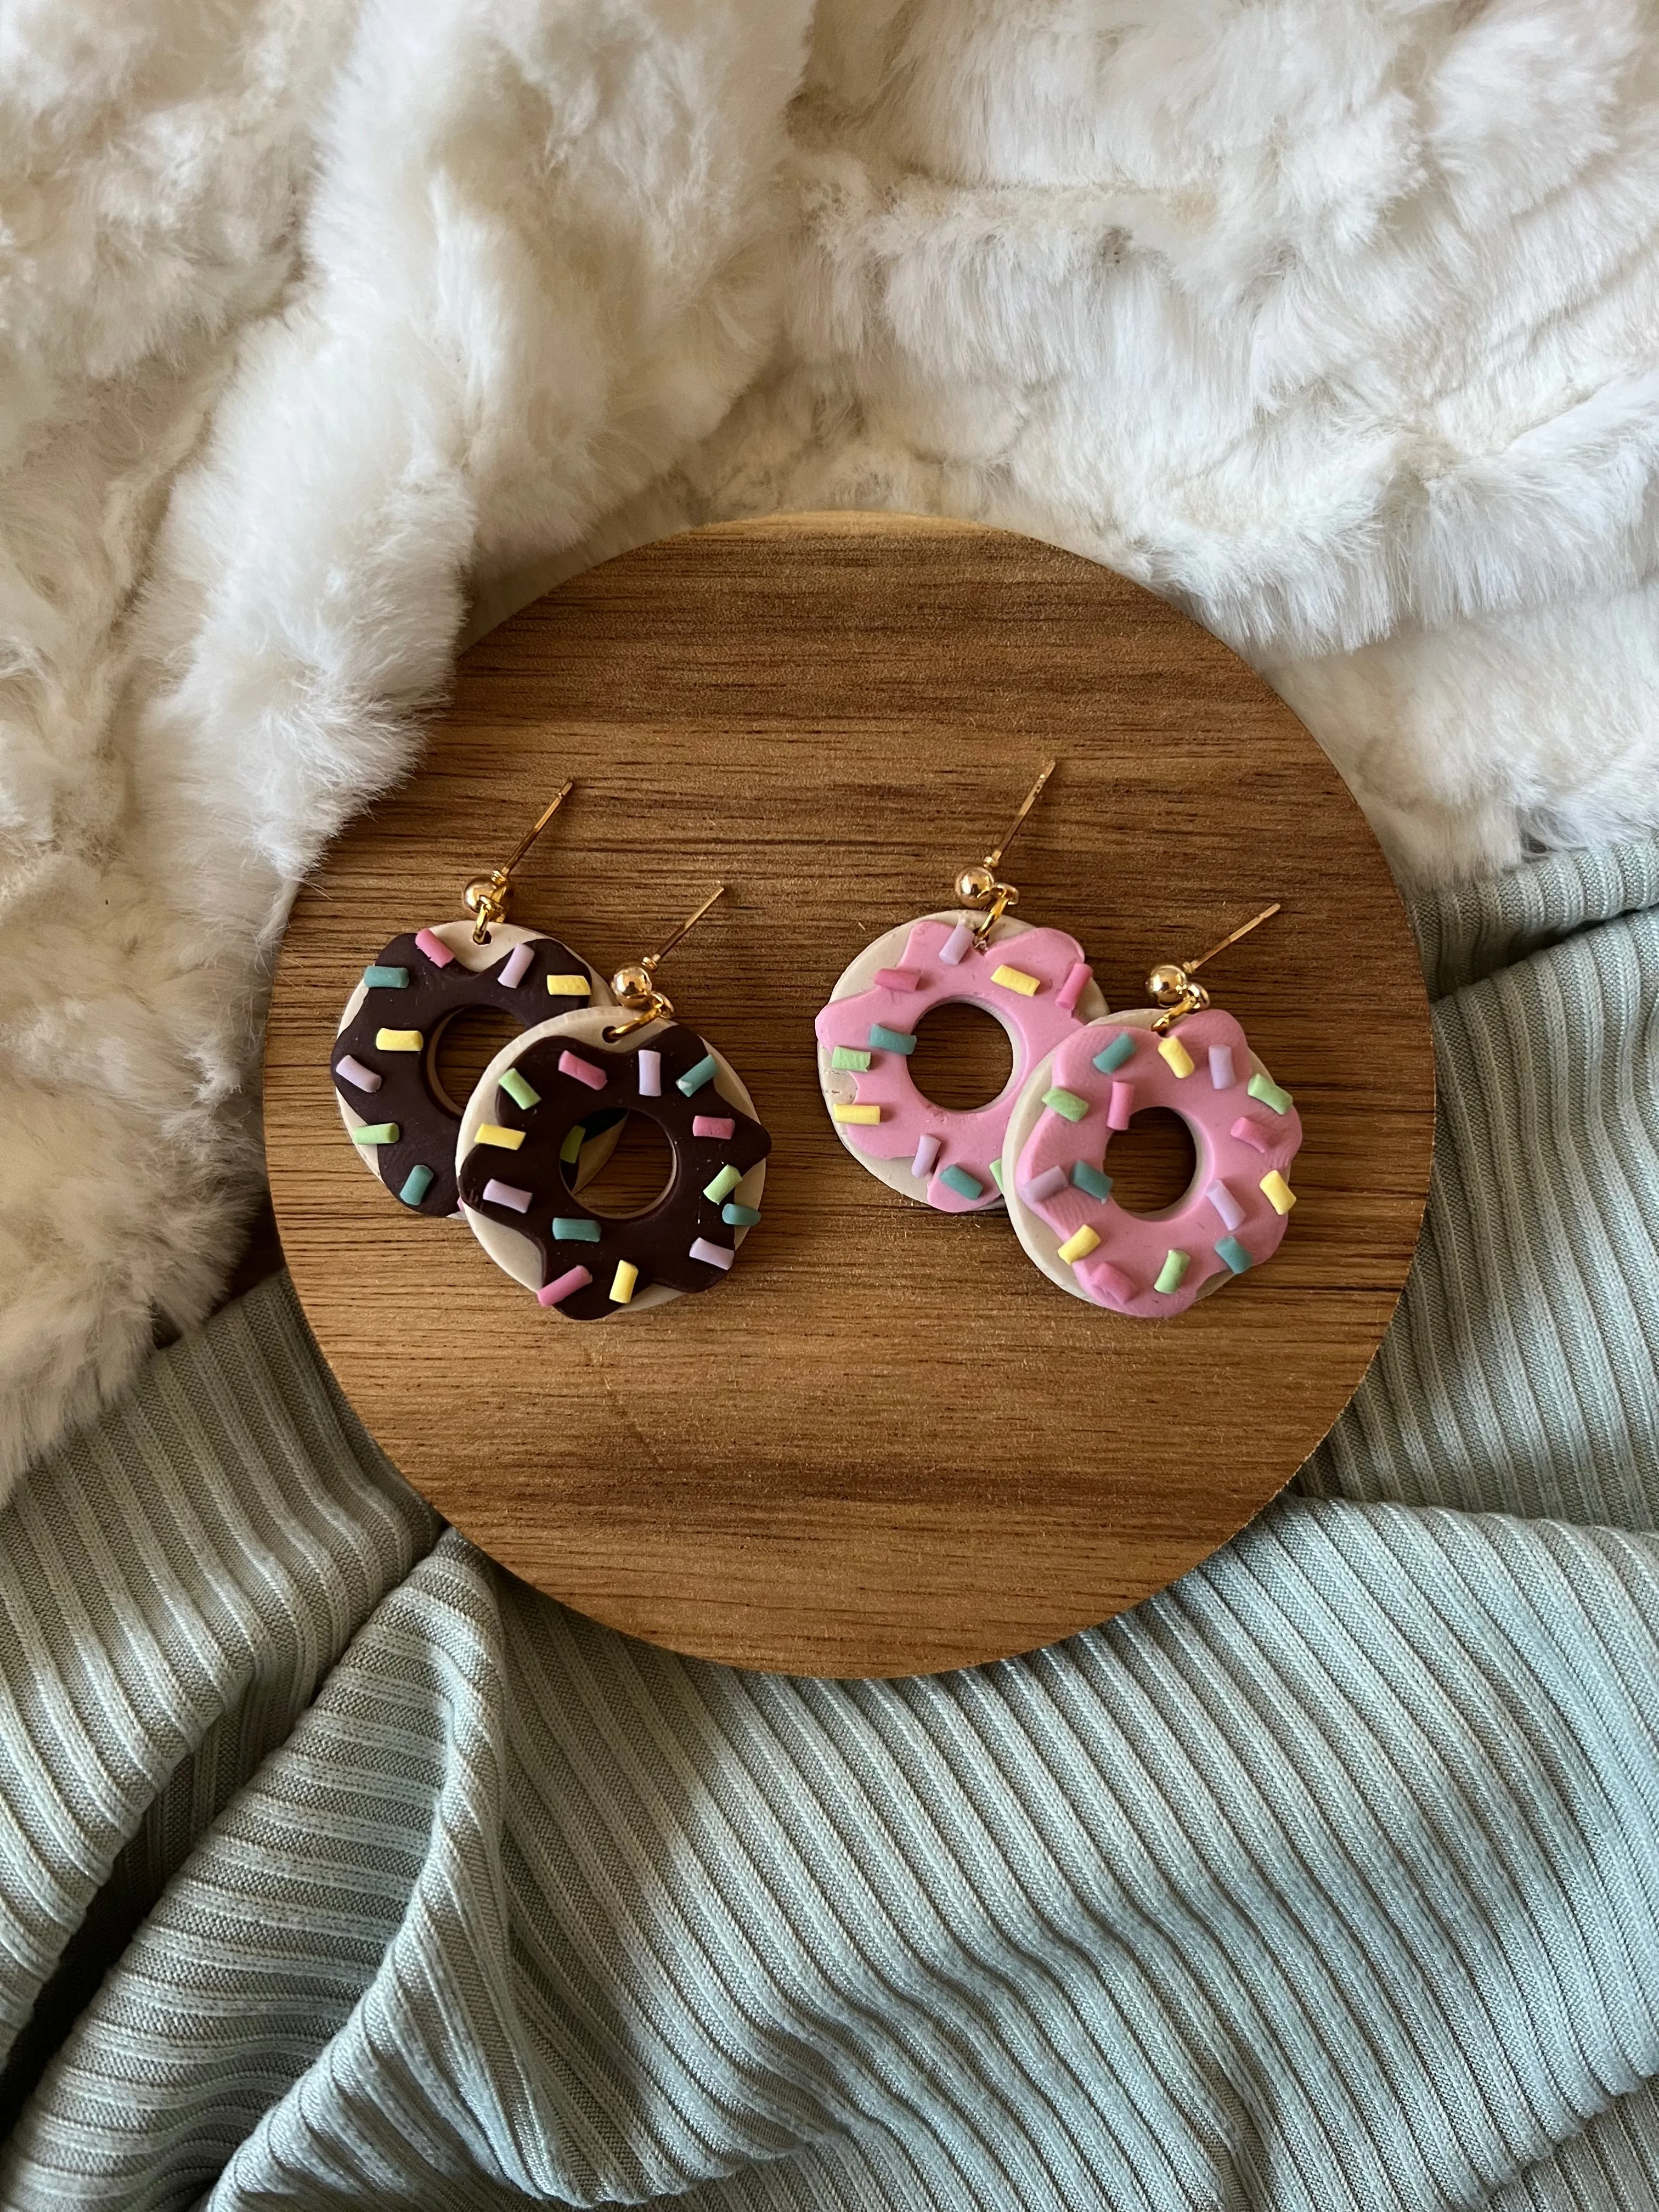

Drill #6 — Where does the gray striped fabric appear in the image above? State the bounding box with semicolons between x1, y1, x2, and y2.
1;838;1656;2210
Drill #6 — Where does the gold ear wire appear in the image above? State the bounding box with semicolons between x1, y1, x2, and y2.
1148;902;1282;1030
953;759;1057;945
604;885;727;1040
464;782;575;943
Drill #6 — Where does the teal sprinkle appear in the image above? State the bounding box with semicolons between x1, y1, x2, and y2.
676;1053;718;1096
723;1203;761;1227
362;964;409;990
868;1024;917;1055
831;1046;872;1072
1249;1071;1293;1115
552;1217;602;1243
558;1124;586;1165
939;1165;985;1200
988;1158;1005;1192
1216;1235;1252;1275
398;1165;435;1206
1042;1087;1090;1124
1071;1161;1114;1200
1092;1032;1135;1075
500;1068;541;1111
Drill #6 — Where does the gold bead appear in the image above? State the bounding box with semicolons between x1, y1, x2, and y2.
1147;962;1189;1006
956;864;997;906
612;962;655;1007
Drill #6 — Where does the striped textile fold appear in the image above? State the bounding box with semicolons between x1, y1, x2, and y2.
1;837;1656;2211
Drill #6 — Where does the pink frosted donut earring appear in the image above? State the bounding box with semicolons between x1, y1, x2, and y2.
814;762;1109;1212
1003;904;1304;1317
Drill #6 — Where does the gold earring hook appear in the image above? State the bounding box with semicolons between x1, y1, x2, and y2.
603;884;727;1040
464;781;574;944
1148;902;1281;1030
953;758;1057;946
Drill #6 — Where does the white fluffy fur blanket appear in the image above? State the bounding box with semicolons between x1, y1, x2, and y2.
3;0;1657;1491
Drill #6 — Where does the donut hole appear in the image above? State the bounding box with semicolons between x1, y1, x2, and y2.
907;1002;1014;1111
430;1007;527;1117
1104;1108;1198;1217
568;1110;674;1219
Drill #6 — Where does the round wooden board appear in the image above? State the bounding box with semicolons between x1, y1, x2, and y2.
266;514;1434;1678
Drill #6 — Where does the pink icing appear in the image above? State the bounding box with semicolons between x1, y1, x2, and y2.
815;917;1096;1212
1014;1009;1303;1316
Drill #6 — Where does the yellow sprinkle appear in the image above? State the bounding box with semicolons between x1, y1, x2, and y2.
1157;1036;1194;1079
476;1123;526;1150
375;1028;424;1052
1057;1224;1101;1264
610;1260;638;1305
1260;1170;1296;1215
545;973;590;996
990;964;1042;997
833;1103;882;1124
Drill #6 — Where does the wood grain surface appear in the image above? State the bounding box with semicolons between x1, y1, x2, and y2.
265;514;1435;1678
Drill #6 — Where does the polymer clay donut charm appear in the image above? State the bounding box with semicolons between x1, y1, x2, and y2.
456;1006;770;1320
814;913;1109;1213
1004;1007;1302;1317
331;920;612;1219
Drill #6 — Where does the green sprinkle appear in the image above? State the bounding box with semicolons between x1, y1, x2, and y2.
558;1123;586;1164
676;1052;718;1096
939;1165;985;1200
1042;1087;1090;1123
352;1122;399;1146
1215;1236;1252;1275
723;1202;761;1227
362;964;408;990
868;1023;917;1055
1092;1032;1135;1075
988;1157;1005;1191
831;1046;872;1071
704;1164;742;1204
552;1217;601;1242
1154;1249;1191;1295
398;1164;434;1206
1249;1072;1293;1115
500;1068;541;1111
1071;1161;1113;1200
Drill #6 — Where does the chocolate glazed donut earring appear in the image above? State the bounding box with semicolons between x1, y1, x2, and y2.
456;886;772;1321
814;761;1109;1211
331;785;616;1218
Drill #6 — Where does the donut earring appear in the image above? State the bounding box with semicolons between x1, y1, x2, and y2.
814;760;1108;1212
456;885;772;1320
1004;904;1305;1318
330;784;613;1218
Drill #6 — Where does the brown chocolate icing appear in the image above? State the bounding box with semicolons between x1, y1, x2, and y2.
331;928;596;1218
456;1019;770;1321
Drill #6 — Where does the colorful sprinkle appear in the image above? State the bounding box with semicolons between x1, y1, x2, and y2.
1158;1035;1195;1079
1207;1178;1245;1232
1043;1086;1089;1123
1058;1224;1102;1264
1155;1249;1191;1294
939;1164;985;1200
1209;1045;1237;1090
538;1266;592;1307
1092;1032;1136;1076
868;1023;917;1055
704;1164;743;1204
610;1260;639;1305
414;929;453;968
476;1123;525;1150
831;1046;872;1071
558;1124;585;1164
498;943;534;988
375;1028;422;1052
545;973;591;997
398;1165;434;1206
677;1053;718;1096
500;1068;541;1111
1023;1164;1068;1204
1071;1160;1114;1201
638;1049;661;1097
1260;1170;1297;1215
362;964;408;990
912;1133;941;1178
481;1178;533;1212
991;964;1041;997
988;1158;1005;1191
1056;962;1093;1015
1231;1115;1272;1153
1215;1236;1252;1274
940;923;975;966
1249;1072;1293;1115
1089;1260;1136;1306
351;1122;398;1146
692;1115;735;1139
874;967;921;991
553;1216;602;1242
558;1049;607;1092
1107;1081;1136;1131
723;1203;761;1227
689;1237;735;1271
834;1103;882;1124
334;1055;380;1093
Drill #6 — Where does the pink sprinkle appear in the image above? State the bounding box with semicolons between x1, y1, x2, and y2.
482;1178;533;1213
558;1050;607;1092
874;967;921;991
1023;1164;1068;1204
912;1133;941;1178
1231;1116;1272;1153
498;943;534;988
1085;1260;1136;1307
689;1237;734;1271
1056;962;1092;1015
1207;1178;1245;1231
537;1266;592;1307
335;1056;381;1094
638;1050;661;1097
1107;1081;1136;1131
1209;1045;1237;1090
693;1115;735;1139
414;928;453;968
940;923;975;966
